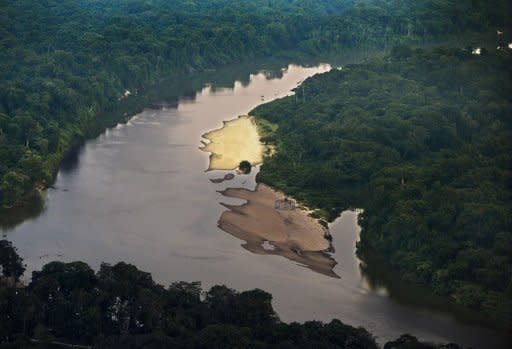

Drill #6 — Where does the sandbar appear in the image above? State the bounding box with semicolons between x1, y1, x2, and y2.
218;184;338;278
200;115;269;170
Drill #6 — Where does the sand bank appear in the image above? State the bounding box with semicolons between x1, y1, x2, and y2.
200;115;269;170
218;184;338;278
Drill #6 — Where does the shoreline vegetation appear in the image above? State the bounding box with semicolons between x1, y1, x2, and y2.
1;0;511;346
251;45;512;329
0;0;332;210
1;0;509;210
0;59;321;229
0;240;463;349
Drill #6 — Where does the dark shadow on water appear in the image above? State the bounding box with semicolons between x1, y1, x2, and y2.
0;193;46;232
60;142;86;174
358;247;509;332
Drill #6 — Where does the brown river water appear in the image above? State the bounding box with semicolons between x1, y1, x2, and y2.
1;62;510;348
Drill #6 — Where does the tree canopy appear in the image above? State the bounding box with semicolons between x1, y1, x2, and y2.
0;0;509;207
252;46;512;328
0;241;460;348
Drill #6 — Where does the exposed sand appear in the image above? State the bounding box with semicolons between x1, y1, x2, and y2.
200;115;268;170
218;184;338;278
203;116;336;276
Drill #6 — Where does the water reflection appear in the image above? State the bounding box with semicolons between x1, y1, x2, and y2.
359;249;495;329
60;143;86;173
2;59;510;348
0;58;320;232
0;193;45;232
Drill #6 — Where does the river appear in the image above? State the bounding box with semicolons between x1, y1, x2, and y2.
1;62;509;348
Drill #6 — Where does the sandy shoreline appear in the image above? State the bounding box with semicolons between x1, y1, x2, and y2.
200;115;269;170
201;114;337;277
218;184;338;278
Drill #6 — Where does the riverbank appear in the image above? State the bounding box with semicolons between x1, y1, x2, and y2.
5;62;510;348
0;57;332;225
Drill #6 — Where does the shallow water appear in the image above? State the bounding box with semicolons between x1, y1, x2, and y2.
2;63;509;348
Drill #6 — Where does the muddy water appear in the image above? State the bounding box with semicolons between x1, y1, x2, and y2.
3;63;509;348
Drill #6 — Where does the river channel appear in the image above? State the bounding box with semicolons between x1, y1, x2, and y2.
1;62;509;348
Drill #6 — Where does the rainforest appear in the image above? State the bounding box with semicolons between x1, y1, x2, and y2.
1;0;511;348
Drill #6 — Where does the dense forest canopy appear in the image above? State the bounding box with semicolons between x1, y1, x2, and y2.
0;240;461;348
252;46;512;327
0;0;510;207
0;0;511;347
317;0;510;49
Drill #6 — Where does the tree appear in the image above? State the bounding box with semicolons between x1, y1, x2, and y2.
0;240;25;280
238;160;252;174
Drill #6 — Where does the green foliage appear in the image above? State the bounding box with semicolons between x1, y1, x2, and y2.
314;0;512;51
0;249;382;348
256;117;278;144
1;0;509;208
384;334;461;349
239;160;252;174
0;240;25;280
0;0;348;208
0;247;460;348
252;47;512;327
